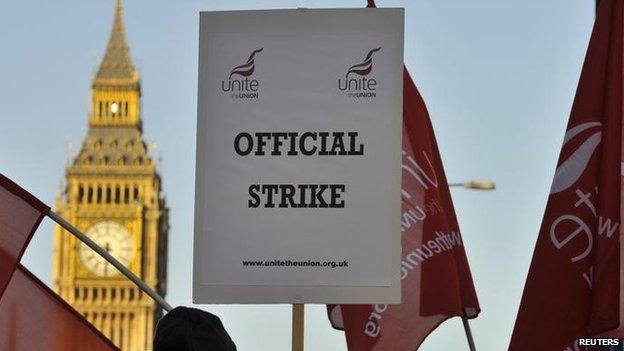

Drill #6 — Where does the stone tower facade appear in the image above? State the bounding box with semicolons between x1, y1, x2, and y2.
52;1;168;349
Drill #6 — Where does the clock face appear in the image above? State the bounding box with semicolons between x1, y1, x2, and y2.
80;221;134;277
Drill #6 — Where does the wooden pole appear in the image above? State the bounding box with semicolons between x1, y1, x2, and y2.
462;316;477;351
292;304;305;351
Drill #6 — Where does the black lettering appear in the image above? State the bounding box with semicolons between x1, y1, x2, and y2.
248;184;260;207
297;184;308;208
235;132;363;157
262;184;279;208
234;133;253;156
348;78;358;90
348;132;364;155
330;184;345;207
310;184;329;208
330;132;346;155
221;80;231;92
247;184;347;208
300;132;317;156
231;79;241;91
338;79;348;91
271;132;287;156
255;132;271;156
287;132;299;155
279;184;296;208
367;79;377;90
319;132;330;156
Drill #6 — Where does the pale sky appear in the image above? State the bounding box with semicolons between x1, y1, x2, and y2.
0;1;595;350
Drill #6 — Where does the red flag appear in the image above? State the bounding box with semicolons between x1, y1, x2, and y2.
0;264;120;351
0;173;49;298
328;3;480;347
509;0;622;349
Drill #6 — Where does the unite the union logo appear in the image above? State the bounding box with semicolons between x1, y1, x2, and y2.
221;48;263;99
550;121;602;194
338;47;381;98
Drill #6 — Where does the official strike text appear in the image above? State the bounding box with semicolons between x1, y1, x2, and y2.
234;131;364;156
234;131;364;209
249;184;345;208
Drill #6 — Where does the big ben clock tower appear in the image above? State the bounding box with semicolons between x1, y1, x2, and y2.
52;1;168;350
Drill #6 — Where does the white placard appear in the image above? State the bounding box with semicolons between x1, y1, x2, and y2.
194;8;404;304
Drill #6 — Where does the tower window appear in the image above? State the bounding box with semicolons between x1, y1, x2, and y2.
133;186;139;202
120;320;125;346
106;186;111;204
98;101;103;118
115;186;120;203
111;102;119;120
78;185;84;203
124;101;128;116
87;186;93;203
96;186;102;203
124;187;130;204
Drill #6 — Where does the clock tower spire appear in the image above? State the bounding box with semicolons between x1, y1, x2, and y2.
96;0;136;81
90;0;141;129
52;1;169;350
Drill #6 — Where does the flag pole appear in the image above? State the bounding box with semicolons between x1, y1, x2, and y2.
48;210;173;312
292;304;304;351
461;316;477;351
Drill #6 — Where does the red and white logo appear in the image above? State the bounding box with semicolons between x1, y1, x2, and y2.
550;122;602;194
221;48;263;99
338;48;381;98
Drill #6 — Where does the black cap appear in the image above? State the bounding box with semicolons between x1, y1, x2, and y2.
154;307;237;351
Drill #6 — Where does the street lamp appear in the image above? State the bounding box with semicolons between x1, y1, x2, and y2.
448;180;496;190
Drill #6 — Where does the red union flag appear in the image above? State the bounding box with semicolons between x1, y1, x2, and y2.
0;174;118;349
327;5;481;343
0;173;49;298
0;264;120;351
327;69;481;351
509;0;622;350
